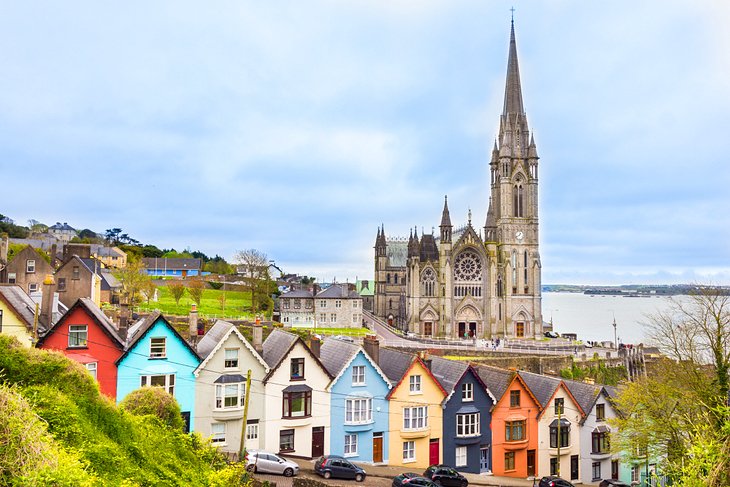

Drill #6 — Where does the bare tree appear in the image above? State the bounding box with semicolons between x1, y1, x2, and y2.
168;282;186;306
141;280;157;304
113;260;151;307
234;249;269;314
187;279;205;306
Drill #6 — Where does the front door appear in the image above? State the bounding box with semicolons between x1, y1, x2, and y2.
480;446;490;472
424;321;433;336
516;322;525;338
611;459;619;479
570;455;579;480
527;449;536;477
429;439;440;466
458;322;466;338
469;322;477;337
373;433;383;463
312;426;324;458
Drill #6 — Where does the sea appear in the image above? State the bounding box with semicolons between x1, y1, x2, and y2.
542;291;684;345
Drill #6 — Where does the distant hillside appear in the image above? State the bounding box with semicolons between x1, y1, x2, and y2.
543;284;730;296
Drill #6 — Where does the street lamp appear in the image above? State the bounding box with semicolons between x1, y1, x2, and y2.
612;313;618;350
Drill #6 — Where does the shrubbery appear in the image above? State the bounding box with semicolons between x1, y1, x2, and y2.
120;386;185;431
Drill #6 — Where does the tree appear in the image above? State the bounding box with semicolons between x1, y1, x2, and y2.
168;282;186;306
234;249;270;314
119;387;185;431
217;293;226;312
187;280;205;306
113;260;151;307
27;219;48;237
141;280;157;304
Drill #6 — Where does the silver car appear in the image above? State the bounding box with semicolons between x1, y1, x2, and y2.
245;450;299;477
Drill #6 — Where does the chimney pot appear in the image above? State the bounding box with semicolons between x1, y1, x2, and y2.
363;334;380;365
309;335;321;358
252;318;263;355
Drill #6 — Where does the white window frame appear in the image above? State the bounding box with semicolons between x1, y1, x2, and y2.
353;301;359;308
246;422;259;440
140;374;175;395
319;300;326;308
330;313;337;323
28;283;38;293
345;397;373;424
26;259;35;273
224;348;239;368
456;412;480;437
68;325;88;348
215;382;245;410
403;441;416;462
455;446;467;467
211;422;226;444
352;365;366;386
150;337;166;358
403;406;428;430
409;375;422;394
344;434;358;456
8;272;16;283
85;362;98;380
335;300;342;308
462;383;474;401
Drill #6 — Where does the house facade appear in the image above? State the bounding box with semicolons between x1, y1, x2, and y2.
37;298;125;399
261;330;332;458
55;256;102;308
320;336;391;464
48;222;77;243
141;258;202;277
279;283;363;329
0;245;54;295
577;386;620;484
387;356;446;469
279;289;314;327
116;312;200;432
0;284;39;347
194;321;269;457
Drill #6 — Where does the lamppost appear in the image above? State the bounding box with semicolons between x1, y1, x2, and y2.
612;313;618;350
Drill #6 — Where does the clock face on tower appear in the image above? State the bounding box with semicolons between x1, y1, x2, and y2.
516;231;524;241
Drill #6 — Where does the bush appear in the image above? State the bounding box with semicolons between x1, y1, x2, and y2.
119;386;185;431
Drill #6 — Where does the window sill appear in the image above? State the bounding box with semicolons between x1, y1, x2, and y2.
402;458;417;464
66;346;89;350
149;357;168;360
290;377;306;382
279;448;295;454
409;391;423;396
352;383;366;387
344;453;358;458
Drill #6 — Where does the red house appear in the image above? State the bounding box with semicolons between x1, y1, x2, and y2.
37;297;125;399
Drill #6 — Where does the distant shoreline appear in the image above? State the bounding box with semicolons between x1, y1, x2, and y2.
543;284;730;296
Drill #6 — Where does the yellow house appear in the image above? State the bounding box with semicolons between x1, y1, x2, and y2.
0;285;39;347
387;356;447;469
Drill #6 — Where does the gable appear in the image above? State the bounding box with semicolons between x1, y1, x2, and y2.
496;374;541;410
327;349;391;392
537;381;585;420
263;339;332;384
446;366;497;406
117;316;199;366
194;326;268;377
387;358;447;399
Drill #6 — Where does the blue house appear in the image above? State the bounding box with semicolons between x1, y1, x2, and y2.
319;336;391;464
431;358;495;474
116;312;201;432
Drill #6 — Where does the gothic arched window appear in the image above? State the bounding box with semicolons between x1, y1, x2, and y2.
421;268;436;297
386;273;391;284
497;275;503;297
524;251;529;287
394;274;398;284
513;183;524;217
453;250;483;298
511;250;517;290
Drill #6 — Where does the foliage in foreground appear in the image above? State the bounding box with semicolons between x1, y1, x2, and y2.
119;386;185;431
0;335;249;486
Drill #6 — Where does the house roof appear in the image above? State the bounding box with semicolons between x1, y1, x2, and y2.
37;297;124;349
563;379;602;423
518;370;562;408
117;311;200;364
386;356;448;399
194;320;269;377
49;222;76;232
56;255;95;276
429;356;469;394
99;269;121;290
320;338;392;391
355;280;374;297
474;364;514;402
141;258;202;270
261;328;333;382
280;289;313;299
0;284;38;332
378;347;415;385
316;284;360;299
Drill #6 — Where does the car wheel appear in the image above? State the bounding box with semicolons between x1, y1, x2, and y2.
461;481;468;487
245;464;256;473
355;473;364;482
283;468;294;477
323;471;332;479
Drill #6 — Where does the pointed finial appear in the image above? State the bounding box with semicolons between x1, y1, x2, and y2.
468;208;472;224
510;6;515;23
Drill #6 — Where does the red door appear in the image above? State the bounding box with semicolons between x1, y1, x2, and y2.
429;439;440;466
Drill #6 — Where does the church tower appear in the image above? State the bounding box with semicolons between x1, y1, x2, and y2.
486;19;542;338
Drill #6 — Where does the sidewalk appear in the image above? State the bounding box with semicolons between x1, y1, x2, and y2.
290;457;537;487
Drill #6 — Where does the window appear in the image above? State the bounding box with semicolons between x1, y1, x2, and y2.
403;441;415;462
549;457;558;476
505;420;525;441
57;277;66;291
592;431;610;454
290;358;305;380
456;413;480;437
85;362;97;380
352;365;365;385
320;300;326;308
596;403;605;421
592;462;602;481
335;300;342;308
319;313;326;323
352;314;358;323
550;423;570;448
283;300;290;309
211;423;226;444
7;272;16;284
141;374;175;395
280;429;295;452
461;383;473;401
344;434;358;456
283;390;311;418
346;397;373;424
68;325;88;348
353;301;358;308
28;283;38;293
513;184;524;217
150;337;166;358
224;348;239;368
394;274;398;284
409;375;422;393
387;273;391;284
422;268;436;296
246;421;259;440
215;383;245;409
631;465;640;483
72;266;80;280
403;406;428;430
509;390;520;407
330;313;337;323
26;259;35;273
293;299;301;309
504;451;515;471
555;397;564;414
455;446;467;467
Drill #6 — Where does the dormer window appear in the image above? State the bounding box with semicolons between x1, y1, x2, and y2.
150;337;166;358
290;358;305;380
352;365;365;385
461;383;474;402
224;348;239;368
68;325;88;348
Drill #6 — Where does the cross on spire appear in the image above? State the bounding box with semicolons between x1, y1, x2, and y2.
510;6;515;22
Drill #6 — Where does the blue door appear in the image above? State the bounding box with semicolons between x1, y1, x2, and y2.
480;446;490;473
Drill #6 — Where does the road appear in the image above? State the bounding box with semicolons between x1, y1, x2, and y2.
253;471;393;486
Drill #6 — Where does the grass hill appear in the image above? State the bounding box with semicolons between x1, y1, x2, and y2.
0;336;248;486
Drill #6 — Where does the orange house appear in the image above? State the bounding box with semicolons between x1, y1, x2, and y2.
490;372;542;478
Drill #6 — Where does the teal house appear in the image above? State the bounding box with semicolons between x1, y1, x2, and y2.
116;312;200;432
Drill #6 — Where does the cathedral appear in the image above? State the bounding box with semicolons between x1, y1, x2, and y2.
373;20;543;339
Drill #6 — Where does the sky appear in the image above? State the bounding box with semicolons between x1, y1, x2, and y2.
1;1;729;285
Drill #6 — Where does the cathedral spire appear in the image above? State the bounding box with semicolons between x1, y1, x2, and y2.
440;195;452;227
502;19;525;117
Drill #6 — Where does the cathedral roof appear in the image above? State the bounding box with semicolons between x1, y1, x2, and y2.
419;234;439;262
503;20;524;117
385;240;408;267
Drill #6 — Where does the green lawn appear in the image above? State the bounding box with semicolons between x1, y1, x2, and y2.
295;327;371;336
136;285;255;319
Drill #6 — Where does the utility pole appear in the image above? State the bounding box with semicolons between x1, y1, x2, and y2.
239;369;252;461
556;405;562;477
612;314;618;350
32;302;40;345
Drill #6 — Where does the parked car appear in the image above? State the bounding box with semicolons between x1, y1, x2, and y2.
423;465;468;487
392;472;438;487
245;450;299;477
392;472;439;487
599;480;632;487
314;455;366;482
333;335;355;343
537;476;575;487
544;331;560;338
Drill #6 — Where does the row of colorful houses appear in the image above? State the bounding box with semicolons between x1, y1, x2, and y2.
1;290;652;484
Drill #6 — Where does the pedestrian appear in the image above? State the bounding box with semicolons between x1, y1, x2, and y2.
574;346;578;355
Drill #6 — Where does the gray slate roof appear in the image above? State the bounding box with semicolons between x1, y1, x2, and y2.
77;298;125;346
319;337;360;377
474;365;514;403
316;284;360;299
385;240;408;268
518;370;562;408
429;356;468;395
378;347;414;385
280;289;313;299
197;320;235;360
126;312;162;348
563;379;601;418
262;328;298;368
0;284;38;331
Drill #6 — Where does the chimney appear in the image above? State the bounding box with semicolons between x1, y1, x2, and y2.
50;243;58;268
118;297;129;340
419;350;432;370
188;304;199;347
309;335;321;358
0;233;8;264
363;334;380;365
252;317;263;355
40;274;55;328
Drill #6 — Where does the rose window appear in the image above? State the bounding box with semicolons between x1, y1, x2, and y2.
454;251;482;282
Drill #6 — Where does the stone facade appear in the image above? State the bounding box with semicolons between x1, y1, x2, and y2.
280;284;363;329
0;245;55;295
374;22;542;339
